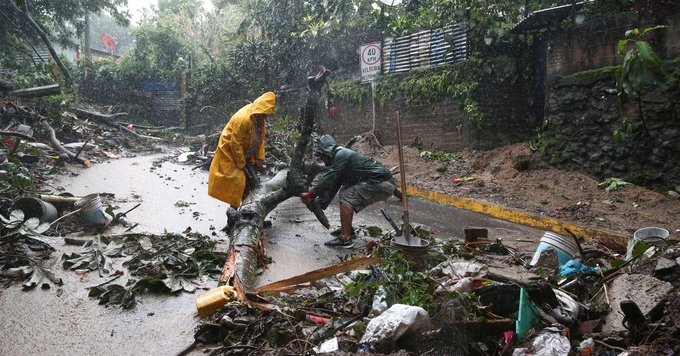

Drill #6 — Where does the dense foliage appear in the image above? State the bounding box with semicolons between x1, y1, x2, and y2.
2;0;660;128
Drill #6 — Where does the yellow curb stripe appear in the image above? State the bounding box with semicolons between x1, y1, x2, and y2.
406;184;628;244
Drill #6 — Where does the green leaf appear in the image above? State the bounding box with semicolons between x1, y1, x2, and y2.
162;275;196;293
610;259;625;268
617;39;628;56
139;236;153;250
12;173;32;188
624;28;639;38
635;41;665;74
23;264;63;289
104;240;124;256
89;284;137;309
641;25;667;36
1;209;25;229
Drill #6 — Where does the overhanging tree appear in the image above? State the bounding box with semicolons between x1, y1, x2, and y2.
2;0;130;87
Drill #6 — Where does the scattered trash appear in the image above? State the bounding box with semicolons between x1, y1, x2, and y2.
557;259;596;277
75;194;113;226
359;304;433;352
551;289;580;326
514;326;571;355
624;227;670;261
313;337;339;353
451;176;477;184
516;288;538;340
530;232;579;266
12;197;58;223
195;285;238;317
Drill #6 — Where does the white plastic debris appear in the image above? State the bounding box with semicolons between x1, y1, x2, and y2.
177;151;196;162
512;330;570;356
370;286;389;316
435;276;474;294
313;337;339;354
431;258;488;279
360;304;433;349
550;289;580;325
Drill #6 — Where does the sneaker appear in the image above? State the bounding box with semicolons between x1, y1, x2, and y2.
324;237;354;249
330;227;356;237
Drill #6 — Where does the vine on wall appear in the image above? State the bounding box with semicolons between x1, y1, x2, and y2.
329;60;485;127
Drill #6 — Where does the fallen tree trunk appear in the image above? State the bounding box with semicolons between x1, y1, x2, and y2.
219;68;334;293
75;108;164;141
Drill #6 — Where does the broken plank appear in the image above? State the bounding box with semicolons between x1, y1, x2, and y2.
254;256;380;293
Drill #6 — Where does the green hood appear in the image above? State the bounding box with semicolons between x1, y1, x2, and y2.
315;134;337;156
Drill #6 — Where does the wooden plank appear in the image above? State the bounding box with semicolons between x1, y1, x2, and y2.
254;256;380;293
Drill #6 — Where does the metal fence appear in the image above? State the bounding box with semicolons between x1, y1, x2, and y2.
383;25;468;74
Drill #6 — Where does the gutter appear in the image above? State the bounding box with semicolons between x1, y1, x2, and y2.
405;184;628;244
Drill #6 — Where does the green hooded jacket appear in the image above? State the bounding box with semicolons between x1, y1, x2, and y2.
312;135;392;208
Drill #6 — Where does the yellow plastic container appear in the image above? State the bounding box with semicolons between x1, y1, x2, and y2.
195;285;238;317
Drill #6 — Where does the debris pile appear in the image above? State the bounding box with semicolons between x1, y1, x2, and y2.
191;224;679;355
0;90;209;294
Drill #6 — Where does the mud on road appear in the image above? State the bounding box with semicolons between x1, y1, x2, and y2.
352;135;680;239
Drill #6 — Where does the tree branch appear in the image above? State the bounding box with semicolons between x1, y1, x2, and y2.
8;0;73;88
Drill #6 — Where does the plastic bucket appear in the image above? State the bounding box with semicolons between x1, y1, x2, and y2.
530;232;579;266
12;197;58;223
76;194;113;226
633;227;669;246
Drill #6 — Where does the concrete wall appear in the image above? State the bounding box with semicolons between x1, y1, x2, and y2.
305;77;535;151
547;12;680;77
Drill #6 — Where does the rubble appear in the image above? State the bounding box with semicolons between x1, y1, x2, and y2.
600;274;674;333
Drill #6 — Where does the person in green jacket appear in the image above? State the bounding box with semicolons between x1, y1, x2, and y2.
300;134;396;248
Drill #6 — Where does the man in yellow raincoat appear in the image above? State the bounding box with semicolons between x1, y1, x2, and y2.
208;92;276;214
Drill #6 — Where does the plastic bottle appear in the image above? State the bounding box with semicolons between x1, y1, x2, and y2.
195;285;238;317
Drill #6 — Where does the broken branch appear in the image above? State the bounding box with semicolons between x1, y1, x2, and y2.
42;121;92;168
0;130;36;141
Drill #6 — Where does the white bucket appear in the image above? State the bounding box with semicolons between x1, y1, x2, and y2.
633;227;669;245
530;232;579;266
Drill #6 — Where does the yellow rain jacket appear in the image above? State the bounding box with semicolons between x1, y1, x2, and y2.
208;92;276;207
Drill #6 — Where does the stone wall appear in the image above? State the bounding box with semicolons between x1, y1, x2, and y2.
542;68;680;189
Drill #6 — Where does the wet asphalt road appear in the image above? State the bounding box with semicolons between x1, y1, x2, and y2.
0;153;544;355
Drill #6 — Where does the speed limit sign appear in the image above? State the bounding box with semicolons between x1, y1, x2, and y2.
360;42;382;83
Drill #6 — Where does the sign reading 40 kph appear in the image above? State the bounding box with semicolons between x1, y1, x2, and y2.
360;42;382;83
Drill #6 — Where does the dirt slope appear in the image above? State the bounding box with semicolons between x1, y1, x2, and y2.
350;134;680;239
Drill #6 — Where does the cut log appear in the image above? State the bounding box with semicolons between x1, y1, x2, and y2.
8;84;60;98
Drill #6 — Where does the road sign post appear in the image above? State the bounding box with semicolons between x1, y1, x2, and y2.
359;42;382;132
